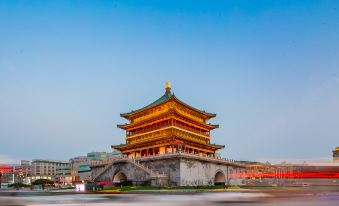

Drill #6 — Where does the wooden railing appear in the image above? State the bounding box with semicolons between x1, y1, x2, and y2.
127;122;209;137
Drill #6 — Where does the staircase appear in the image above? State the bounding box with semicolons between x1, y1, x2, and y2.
92;157;168;181
92;159;116;181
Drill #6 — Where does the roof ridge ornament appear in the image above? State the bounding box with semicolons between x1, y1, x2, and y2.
165;81;171;94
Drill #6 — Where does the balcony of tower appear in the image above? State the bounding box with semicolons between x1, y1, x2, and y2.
126;126;211;146
119;108;217;132
125;119;211;138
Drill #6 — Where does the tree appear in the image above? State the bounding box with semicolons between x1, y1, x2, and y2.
9;183;30;188
32;179;54;190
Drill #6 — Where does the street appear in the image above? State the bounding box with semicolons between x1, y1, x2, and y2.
1;187;339;206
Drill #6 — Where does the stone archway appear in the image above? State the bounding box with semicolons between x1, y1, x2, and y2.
113;171;127;183
214;171;226;186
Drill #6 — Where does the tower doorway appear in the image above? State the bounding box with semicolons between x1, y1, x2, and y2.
214;171;226;186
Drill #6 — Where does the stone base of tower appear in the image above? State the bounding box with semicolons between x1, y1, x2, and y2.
90;153;245;187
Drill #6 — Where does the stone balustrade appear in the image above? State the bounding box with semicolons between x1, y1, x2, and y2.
90;151;244;167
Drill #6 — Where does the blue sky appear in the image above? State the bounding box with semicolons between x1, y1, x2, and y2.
0;0;338;163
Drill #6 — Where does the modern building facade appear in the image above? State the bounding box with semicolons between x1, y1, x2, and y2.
0;164;14;187
55;164;72;185
0;161;31;186
31;159;69;182
15;160;31;184
70;151;121;183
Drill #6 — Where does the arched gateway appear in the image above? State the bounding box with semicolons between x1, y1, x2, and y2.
113;171;127;183
214;171;226;185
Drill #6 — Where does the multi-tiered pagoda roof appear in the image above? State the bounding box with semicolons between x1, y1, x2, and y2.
112;82;224;157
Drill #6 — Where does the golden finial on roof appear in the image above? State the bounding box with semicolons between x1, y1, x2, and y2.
335;147;339;151
166;81;171;92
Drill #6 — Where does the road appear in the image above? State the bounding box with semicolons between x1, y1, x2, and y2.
0;187;339;206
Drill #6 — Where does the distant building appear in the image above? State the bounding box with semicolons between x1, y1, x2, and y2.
31;159;68;182
240;161;276;186
275;161;339;186
56;164;72;185
0;164;14;187
333;147;339;162
70;150;121;183
0;161;31;186
70;156;91;183
21;160;30;167
15;160;31;184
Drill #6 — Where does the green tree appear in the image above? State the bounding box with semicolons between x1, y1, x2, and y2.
32;179;54;190
9;183;30;188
